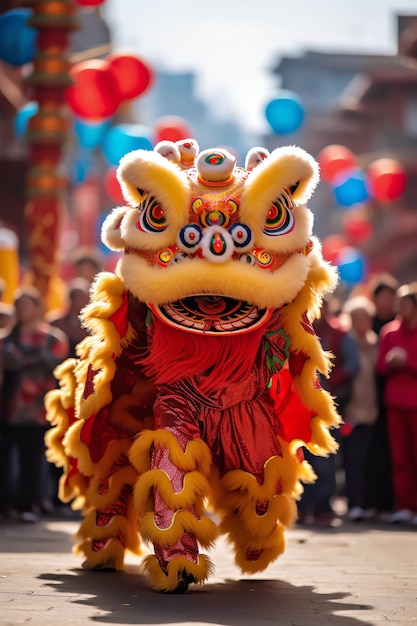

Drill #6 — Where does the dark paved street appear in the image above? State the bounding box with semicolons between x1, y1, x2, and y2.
1;517;416;625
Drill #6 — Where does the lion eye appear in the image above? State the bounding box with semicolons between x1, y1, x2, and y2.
229;223;253;250
263;190;295;236
137;195;167;233
178;224;202;251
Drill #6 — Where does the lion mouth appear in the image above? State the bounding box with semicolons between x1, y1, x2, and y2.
150;294;271;335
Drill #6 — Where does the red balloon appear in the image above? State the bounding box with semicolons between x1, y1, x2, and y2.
153;116;193;143
107;53;154;101
74;0;105;6
342;215;373;243
321;234;348;264
317;145;357;184
66;60;122;120
105;167;125;205
367;158;407;202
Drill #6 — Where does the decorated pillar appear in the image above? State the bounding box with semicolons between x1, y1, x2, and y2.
24;0;78;299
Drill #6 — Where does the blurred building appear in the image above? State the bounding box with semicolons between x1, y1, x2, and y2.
266;14;417;283
133;69;255;164
2;5;416;284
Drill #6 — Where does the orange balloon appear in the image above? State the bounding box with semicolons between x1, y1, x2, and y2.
153;116;193;143
107;53;154;101
367;158;407;202
317;145;357;184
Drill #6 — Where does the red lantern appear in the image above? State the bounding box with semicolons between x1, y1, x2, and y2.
74;0;106;6
66;59;121;120
107;53;154;101
105;167;125;205
321;234;348;264
367;158;407;202
153;116;193;144
317;145;357;184
342;215;373;243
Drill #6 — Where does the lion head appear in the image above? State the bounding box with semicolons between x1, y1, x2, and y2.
102;141;330;336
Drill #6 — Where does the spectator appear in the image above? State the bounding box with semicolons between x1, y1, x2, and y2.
48;278;90;358
297;296;360;526
377;283;417;525
0;287;69;522
340;296;379;521
0;302;14;331
362;273;399;520
369;273;399;335
72;247;103;284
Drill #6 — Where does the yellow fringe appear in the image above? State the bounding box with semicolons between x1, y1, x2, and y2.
134;470;211;513
44;358;78;471
221;513;286;573
86;467;138;511
139;510;218;549
142;554;214;592
279;262;341;456
74;273;135;422
220;513;285;550
76;538;126;571
232;494;297;536
235;540;285;574
58;472;88;507
62;420;95;477
107;379;155;436
44;272;137;510
129;430;212;475
76;509;141;556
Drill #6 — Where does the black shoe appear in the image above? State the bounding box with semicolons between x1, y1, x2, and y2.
162;569;197;594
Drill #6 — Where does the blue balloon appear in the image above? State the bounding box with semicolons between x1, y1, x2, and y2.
74;118;111;149
333;169;369;207
0;9;37;66
265;91;305;135
97;213;113;254
102;124;153;165
13;101;38;138
69;149;95;185
337;248;367;285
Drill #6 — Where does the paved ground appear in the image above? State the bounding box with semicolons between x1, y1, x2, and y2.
0;515;416;626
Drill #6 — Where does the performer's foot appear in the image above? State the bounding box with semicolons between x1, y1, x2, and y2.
162;569;197;594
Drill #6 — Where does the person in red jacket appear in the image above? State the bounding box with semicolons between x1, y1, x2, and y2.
377;283;417;525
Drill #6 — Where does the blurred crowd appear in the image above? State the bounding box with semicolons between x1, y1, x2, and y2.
298;273;417;529
0;248;101;523
0;252;416;530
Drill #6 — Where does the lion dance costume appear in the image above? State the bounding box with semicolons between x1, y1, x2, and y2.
45;139;340;592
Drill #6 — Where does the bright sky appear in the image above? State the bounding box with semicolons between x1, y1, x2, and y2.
103;0;417;133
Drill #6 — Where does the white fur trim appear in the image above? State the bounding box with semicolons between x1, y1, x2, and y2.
118;251;312;311
116;149;190;216
101;207;129;251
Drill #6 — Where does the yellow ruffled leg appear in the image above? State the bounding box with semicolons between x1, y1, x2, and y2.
74;441;141;571
129;430;218;592
210;440;313;575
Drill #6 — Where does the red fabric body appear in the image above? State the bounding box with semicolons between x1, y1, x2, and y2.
146;310;315;569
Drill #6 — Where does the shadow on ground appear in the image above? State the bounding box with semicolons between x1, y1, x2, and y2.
38;567;374;626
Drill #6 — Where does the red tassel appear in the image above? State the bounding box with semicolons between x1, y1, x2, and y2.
140;316;267;393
